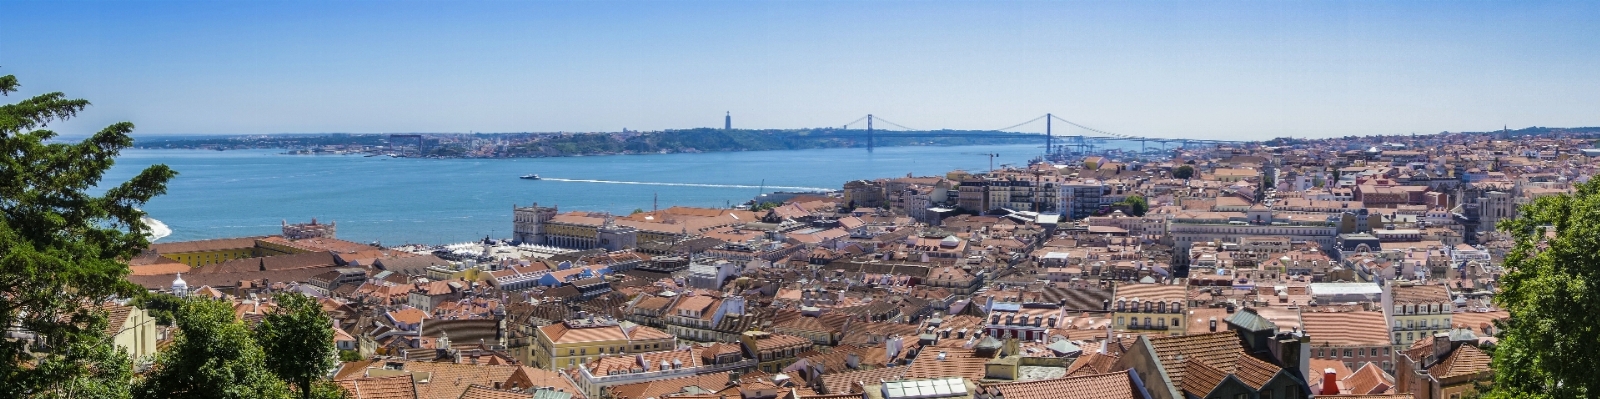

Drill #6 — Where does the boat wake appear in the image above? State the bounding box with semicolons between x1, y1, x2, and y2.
141;215;173;242
540;178;831;192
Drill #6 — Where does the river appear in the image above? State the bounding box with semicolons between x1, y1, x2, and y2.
103;144;1082;245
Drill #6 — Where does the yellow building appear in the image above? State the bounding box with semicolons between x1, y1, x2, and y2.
150;236;320;268
1389;284;1453;351
104;303;158;362
150;237;267;267
1112;282;1189;336
739;331;813;373
531;318;675;370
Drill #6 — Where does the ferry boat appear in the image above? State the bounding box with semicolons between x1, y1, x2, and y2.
520;174;541;180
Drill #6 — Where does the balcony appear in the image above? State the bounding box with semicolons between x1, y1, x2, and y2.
1126;324;1170;331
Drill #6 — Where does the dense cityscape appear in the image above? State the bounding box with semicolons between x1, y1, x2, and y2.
89;128;1600;399
7;1;1599;398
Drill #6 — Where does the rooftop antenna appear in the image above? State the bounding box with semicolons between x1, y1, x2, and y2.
758;179;766;196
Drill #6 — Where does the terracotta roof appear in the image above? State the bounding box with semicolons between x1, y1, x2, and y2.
128;260;191;276
458;385;534;399
504;366;585;399
607;371;732;399
750;333;813;352
905;349;989;380
390;362;520;399
1146;331;1244;389
623;324;673;341
150;237;263;254
983;370;1145;399
336;375;419;399
1343;362;1395;395
1114;282;1188;302
1301;311;1390;347
1390;285;1450;305
101;303;136;337
819;365;909;394
1180;358;1230;397
1233;352;1283;389
1064;351;1121;377
1430;344;1492;379
389;308;430;325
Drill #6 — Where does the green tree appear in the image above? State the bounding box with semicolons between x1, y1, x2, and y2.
1486;178;1600;399
1172;165;1195;179
258;293;337;399
0;74;175;397
1116;195;1149;217
338;350;362;362
136;298;290;399
130;291;182;326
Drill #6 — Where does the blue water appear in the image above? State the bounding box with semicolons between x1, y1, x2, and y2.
103;144;1066;245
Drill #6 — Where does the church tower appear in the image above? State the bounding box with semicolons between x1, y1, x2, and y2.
725;112;731;130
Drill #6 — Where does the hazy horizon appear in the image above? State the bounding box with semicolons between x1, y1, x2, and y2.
4;1;1599;140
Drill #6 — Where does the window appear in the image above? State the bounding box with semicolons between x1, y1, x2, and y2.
1173;318;1181;327
581;348;586;355
568;349;574;356
1345;349;1354;358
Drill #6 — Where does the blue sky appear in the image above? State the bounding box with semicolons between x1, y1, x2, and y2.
2;1;1597;140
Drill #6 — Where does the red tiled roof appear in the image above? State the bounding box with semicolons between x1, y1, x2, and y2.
1301;311;1390;347
336;375;419;399
1343;362;1395;395
983;370;1145;399
1180;358;1230;397
458;385;534;399
1431;345;1492;379
819;365;909;394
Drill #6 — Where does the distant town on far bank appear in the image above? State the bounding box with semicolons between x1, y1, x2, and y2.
132;124;1600;159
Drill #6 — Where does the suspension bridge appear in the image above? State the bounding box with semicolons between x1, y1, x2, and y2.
793;114;1248;153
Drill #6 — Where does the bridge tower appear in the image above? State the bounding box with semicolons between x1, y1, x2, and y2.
867;114;874;152
1046;113;1052;155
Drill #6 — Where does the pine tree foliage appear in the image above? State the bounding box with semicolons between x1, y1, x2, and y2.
0;74;174;398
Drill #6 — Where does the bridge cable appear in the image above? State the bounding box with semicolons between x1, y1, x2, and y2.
841;115;870;129
1049;114;1136;139
870;116;919;131
990;115;1048;132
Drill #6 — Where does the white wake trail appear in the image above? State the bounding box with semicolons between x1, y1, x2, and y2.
540;178;832;192
142;215;173;242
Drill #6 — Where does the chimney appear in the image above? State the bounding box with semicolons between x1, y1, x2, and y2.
1431;332;1452;363
1319;369;1340;395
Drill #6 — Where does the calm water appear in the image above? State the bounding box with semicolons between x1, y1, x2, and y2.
103;144;1071;245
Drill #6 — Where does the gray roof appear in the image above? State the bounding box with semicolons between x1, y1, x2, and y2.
1224;308;1278;332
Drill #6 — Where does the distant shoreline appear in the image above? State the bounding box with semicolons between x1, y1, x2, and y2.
131;128;1044;159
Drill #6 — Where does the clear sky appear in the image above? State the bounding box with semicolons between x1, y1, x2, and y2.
2;1;1597;140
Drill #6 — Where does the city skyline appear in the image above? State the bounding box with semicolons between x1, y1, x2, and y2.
3;1;1598;140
